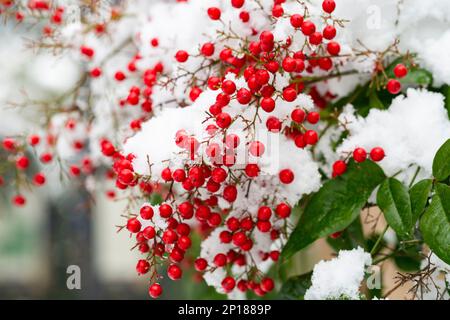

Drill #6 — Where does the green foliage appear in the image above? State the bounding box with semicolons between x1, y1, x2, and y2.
420;183;450;264
282;160;385;260
377;178;413;239
409;179;433;224
432;139;450;181
278;272;312;300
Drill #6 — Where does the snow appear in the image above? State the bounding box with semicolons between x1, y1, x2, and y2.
305;247;372;300
337;89;450;183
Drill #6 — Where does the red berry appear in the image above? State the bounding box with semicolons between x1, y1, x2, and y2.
245;163;260;178
236;88;252;104
175;50;189;63
33;172;46;186
370;147;385;162
126;218;141;233
259;31;274;44
16;156;29;170
291;108;306;123
272;4;284;18
394;63;408;78
282;87;297;102
323;25;336;39
136;259;150;275
167;264;182;280
322;0;336;14
306;111;320;124
28;134;40;146
194;258;208;271
279;169;294;184
257;220;271;232
222;276;236;292
161;167;173;181
257;206;272;221
201;42;215;56
301;20;316;35
309;32;323;45
12;194;26;207
249;141;265;157
149;283;162;298
275;203;291;218
143;226;156;239
216;112;232;128
290;14;303;28
214;253;227;267
332;160;347;176
223;185;238;202
114;71;125;81
353;148;367;163
231;0;245;8
260;97;275;112
386;79;401;94
159;203;173;218
207;7;221;20
261;277;274;292
304;130;319;145
327;41;340;55
222;80;236;94
282;57;297;72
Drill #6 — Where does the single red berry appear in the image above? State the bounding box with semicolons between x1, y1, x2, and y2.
282;87;297;102
149;283;162;298
327;41;340;55
222;276;236;292
159;203;173;218
136;259;150;275
16;156;29;170
259;31;274;44
260;97;275;112
249;141;265;157
282;57;297;72
290;14;303;28
272;4;284;18
322;0;336;14
261;277;274;292
309;32;323;45
175;50;189;63
236;88;252;104
301;20;316;35
279;169;294;184
291;108;306;123
231;0;245;8
114;71;125;81
275;203;291;218
12;194;26;207
143;226;156;239
216;112;232;128
257;206;272;221
126;218;141;233
214;253;227;267
167;264;182;280
194;258;208;271
332;160;347;176
394;63;408;78
245;163;260;178
33;172;46;186
28;134;40;146
306;111;320;124
323;25;336;39
370;147;385;162
223;185;238;202
304;130;319;145
386;79;401;94
201;42;215;56
207;7;221;20
353;148;367;163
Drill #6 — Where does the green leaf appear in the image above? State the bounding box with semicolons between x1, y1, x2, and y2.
377;178;413;239
420;183;450;264
282;160;385;260
278;272;312;300
409;179;433;224
432;139;450;181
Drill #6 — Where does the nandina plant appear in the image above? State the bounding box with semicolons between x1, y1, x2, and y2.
0;0;449;300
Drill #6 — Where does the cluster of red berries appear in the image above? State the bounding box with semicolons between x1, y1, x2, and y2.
386;63;408;95
332;146;385;177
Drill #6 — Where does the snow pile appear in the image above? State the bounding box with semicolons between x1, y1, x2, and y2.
337;89;450;182
305;247;372;300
